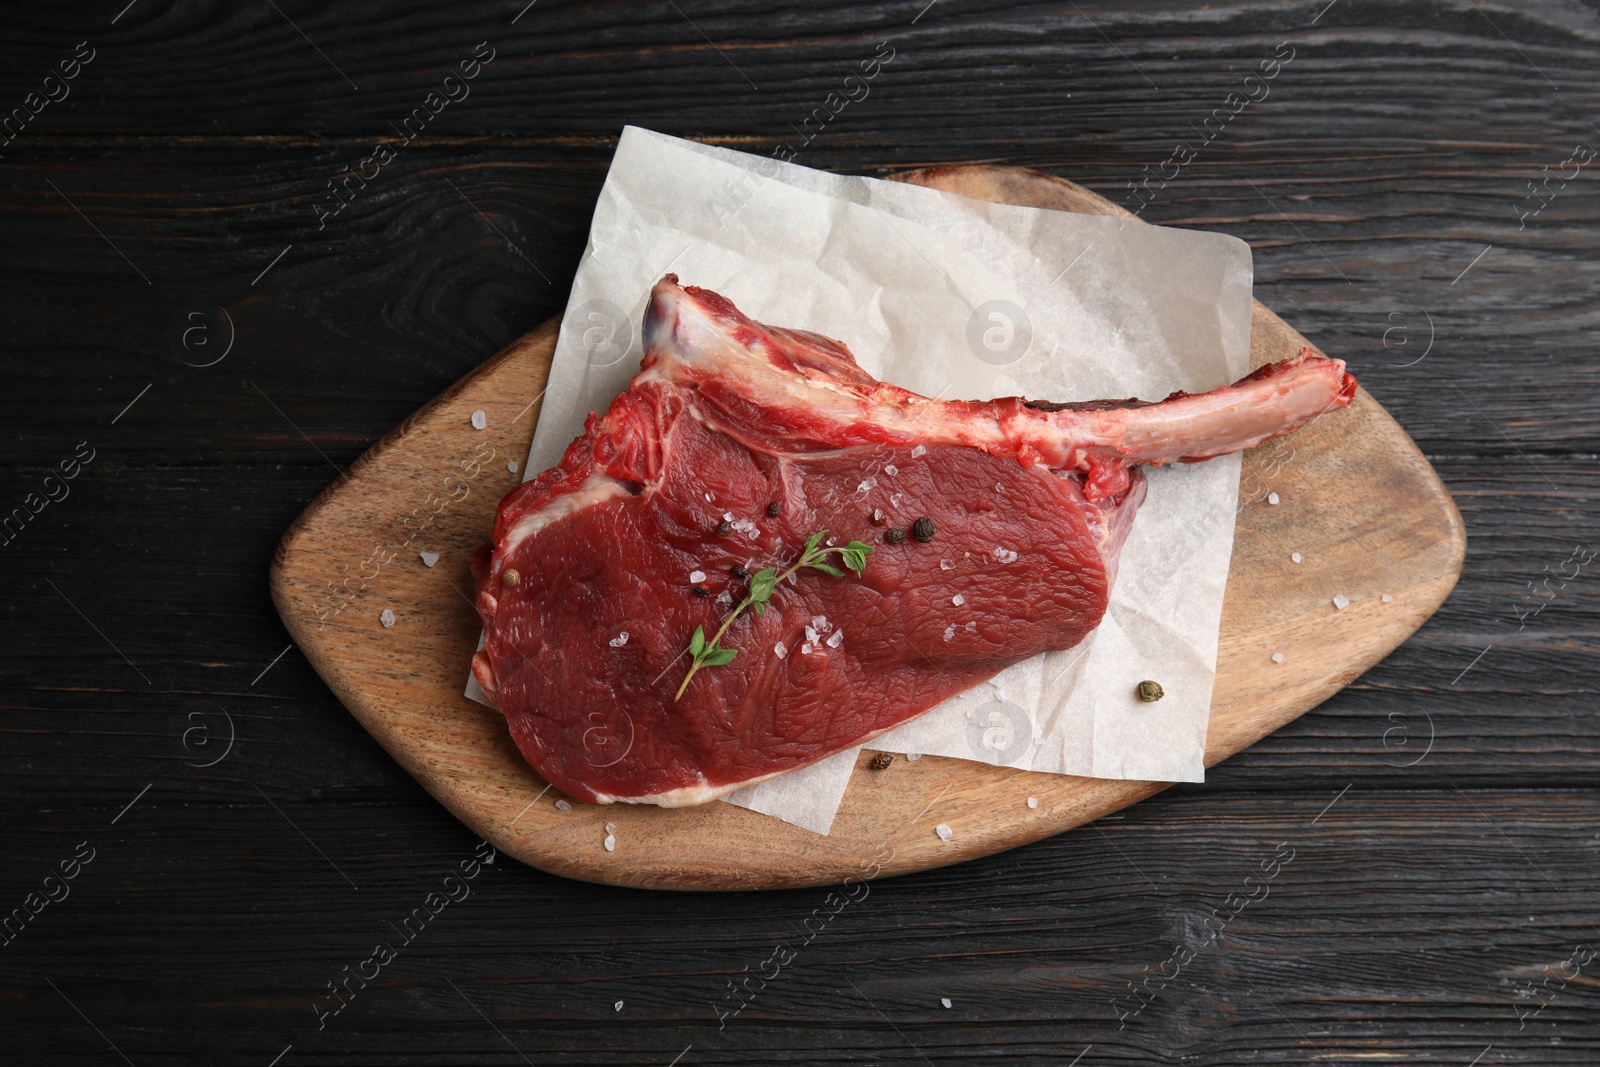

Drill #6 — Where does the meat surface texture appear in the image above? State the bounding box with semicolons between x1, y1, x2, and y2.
472;276;1356;806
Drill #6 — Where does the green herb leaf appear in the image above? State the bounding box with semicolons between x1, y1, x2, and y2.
748;567;778;604
702;646;738;667
676;526;870;700
839;540;874;575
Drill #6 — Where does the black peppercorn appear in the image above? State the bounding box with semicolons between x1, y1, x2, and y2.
766;501;781;517
912;517;935;543
715;520;732;537
885;528;906;544
692;584;711;597
730;565;749;579
869;752;894;770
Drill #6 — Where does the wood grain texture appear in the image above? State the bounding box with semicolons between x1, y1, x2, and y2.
269;165;1464;891
3;0;1597;1062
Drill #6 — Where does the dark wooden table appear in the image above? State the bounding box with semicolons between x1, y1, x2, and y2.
3;1;1596;1063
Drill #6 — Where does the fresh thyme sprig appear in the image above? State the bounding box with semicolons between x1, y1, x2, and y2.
674;529;873;701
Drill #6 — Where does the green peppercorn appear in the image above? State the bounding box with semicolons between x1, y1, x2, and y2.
1137;680;1164;702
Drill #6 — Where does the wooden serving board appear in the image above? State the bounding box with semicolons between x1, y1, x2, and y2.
270;165;1464;891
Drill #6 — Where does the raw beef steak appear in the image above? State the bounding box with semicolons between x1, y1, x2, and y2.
472;276;1355;806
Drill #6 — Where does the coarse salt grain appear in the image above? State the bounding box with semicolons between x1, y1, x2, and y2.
1271;652;1285;663
857;477;877;493
940;559;954;571
689;570;706;583
800;641;815;655
827;630;844;648
995;547;1018;564
1290;552;1302;564
805;626;819;644
507;460;519;474
964;621;976;632
884;464;898;476
1332;594;1350;610
774;642;788;659
1026;797;1039;809
1382;593;1394;603
906;752;921;761
554;799;571;811
811;615;831;634
952;593;965;607
1267;491;1280;505
941;997;952;1008
943;624;956;642
420;551;440;568
470;410;487;430
379;609;396;628
614;1001;624;1012
890;493;903;507
603;834;615;852
911;444;926;459
935;823;953;841
609;632;629;648
605;821;616;833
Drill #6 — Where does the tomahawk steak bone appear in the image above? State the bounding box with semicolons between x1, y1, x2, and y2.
472;275;1356;806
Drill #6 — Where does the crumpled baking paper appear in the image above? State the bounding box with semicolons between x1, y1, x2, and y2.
475;125;1253;835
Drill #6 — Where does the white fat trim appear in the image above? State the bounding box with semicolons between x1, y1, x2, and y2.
503;471;633;556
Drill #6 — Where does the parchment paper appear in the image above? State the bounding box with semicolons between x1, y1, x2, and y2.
476;126;1253;835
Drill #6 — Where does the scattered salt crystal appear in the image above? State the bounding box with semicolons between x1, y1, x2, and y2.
857;477;877;493
1026;796;1038;809
609;632;629;648
603;834;615;852
1266;491;1280;505
554;799;571;811
723;511;733;521
994;547;1018;564
964;621;977;633
1382;593;1394;603
507;460;519;474
906;753;921;761
940;559;954;571
995;482;1004;493
605;821;616;833
811;615;831;634
715;591;733;607
704;492;713;502
1271;652;1285;663
826;630;844;648
1332;594;1350;610
885;464;898;476
800;641;815;655
943;624;956;642
420;551;440;568
910;444;926;459
935;823;953;841
805;626;819;644
470;410;487;430
952;593;965;607
379;609;396;628
1290;552;1302;564
940;997;952;1008
614;1001;624;1012
890;493;903;507
774;642;788;659
689;570;706;583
